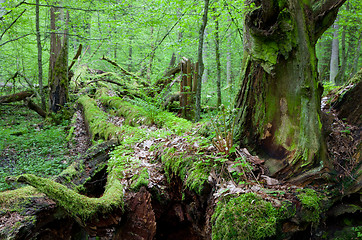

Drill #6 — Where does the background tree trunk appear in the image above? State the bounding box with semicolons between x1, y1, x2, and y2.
226;15;232;98
214;8;222;108
235;0;346;181
48;5;69;113
36;0;46;110
335;25;346;85
330;22;339;84
351;32;362;77
195;0;209;122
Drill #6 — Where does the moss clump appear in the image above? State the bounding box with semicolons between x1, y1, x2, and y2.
15;173;123;221
297;188;323;223
212;193;278;240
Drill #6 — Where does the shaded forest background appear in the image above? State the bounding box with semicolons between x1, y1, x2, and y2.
0;0;361;239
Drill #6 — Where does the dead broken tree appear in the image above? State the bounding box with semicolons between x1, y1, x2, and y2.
179;57;198;120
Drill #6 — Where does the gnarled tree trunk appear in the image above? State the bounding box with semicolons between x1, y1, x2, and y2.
235;0;346;182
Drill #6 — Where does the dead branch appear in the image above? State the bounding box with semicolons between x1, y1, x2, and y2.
68;44;83;71
100;56;149;87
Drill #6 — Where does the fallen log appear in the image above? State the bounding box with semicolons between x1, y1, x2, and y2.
25;98;47;118
0;90;34;104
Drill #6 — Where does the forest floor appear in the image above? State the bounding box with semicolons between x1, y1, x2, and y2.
0;80;361;239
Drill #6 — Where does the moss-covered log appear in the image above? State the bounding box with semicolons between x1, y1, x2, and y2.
15;172;123;222
235;0;346;182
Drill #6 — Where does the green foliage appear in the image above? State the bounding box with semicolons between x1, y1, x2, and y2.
211;193;278;240
0;104;72;192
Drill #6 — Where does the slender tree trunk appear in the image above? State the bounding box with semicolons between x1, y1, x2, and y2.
351;32;362;77
202;28;209;83
195;0;209;122
48;5;69;113
147;27;155;80
226;15;232;91
317;35;331;81
330;21;339;83
213;9;222;108
235;0;346;182
36;0;46;110
335;25;346;85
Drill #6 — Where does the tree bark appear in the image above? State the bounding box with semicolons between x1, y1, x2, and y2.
235;0;346;181
195;0;209;122
48;5;69;113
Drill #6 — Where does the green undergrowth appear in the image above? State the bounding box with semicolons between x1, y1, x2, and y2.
211;192;295;240
5;93;206;222
0;103;72;191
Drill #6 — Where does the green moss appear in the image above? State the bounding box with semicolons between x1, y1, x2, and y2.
15;173;123;221
297;188;323;223
0;186;40;209
212;193;278;240
79;95;124;142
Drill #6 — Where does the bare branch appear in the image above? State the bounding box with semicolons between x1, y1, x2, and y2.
0;33;31;47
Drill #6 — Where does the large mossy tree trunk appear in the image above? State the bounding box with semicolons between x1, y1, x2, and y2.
235;0;346;181
48;5;69;113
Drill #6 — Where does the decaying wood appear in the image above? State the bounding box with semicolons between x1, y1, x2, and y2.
0;90;34;104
